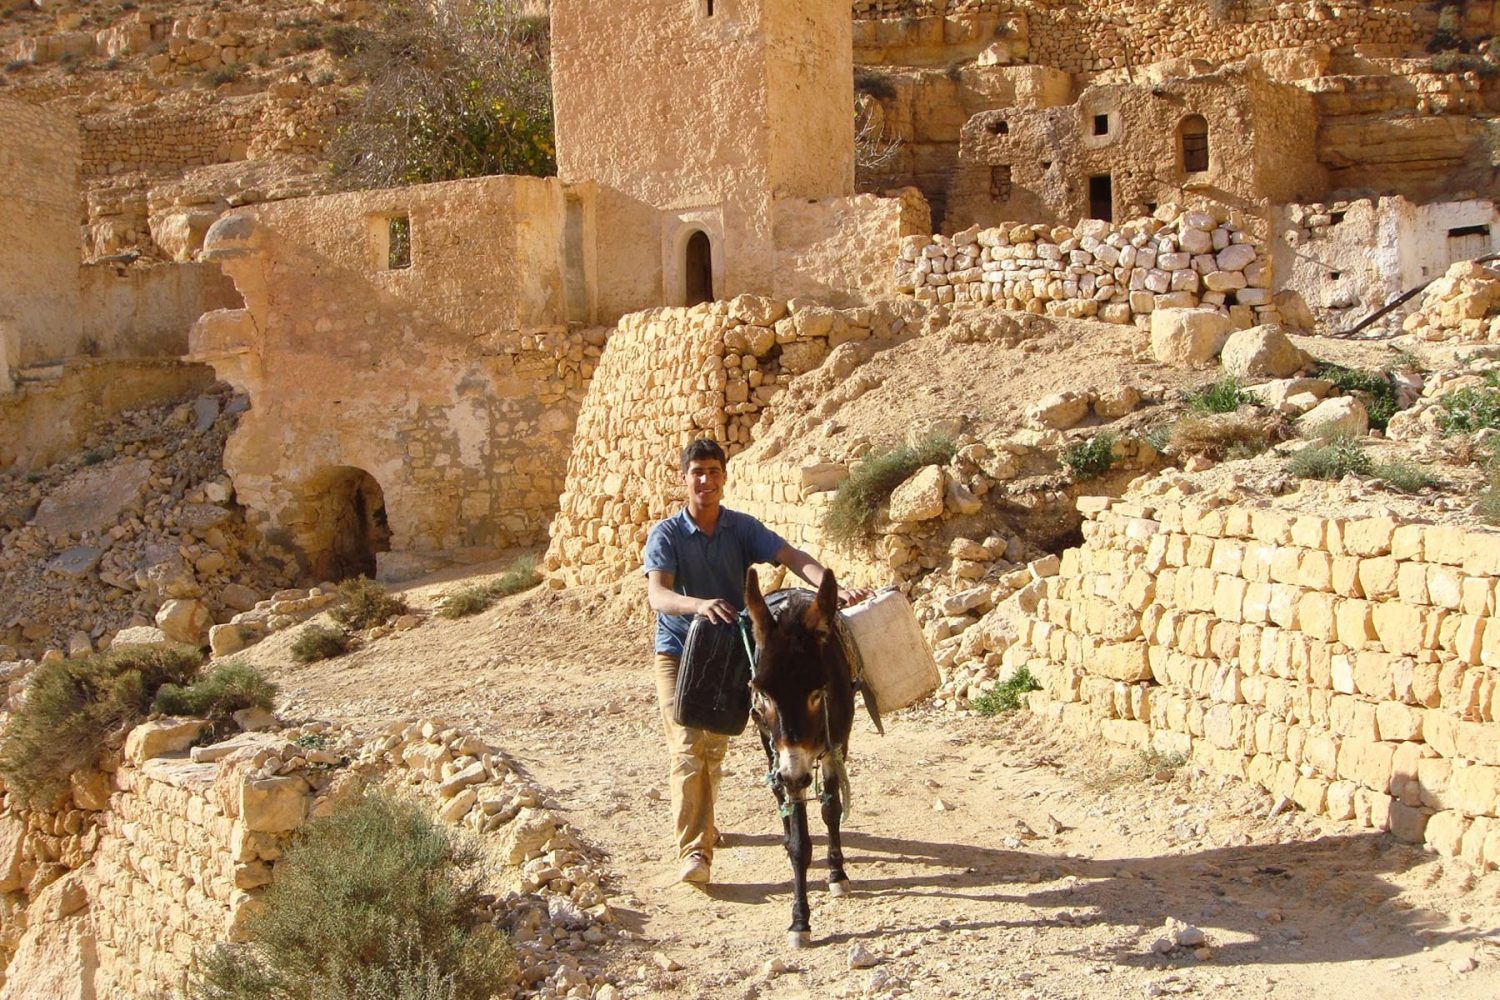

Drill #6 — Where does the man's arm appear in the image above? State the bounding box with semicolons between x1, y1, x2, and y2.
646;570;739;624
775;545;873;606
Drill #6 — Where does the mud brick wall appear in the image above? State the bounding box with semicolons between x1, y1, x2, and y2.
1005;498;1500;868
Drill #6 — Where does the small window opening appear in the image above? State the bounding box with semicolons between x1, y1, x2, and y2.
1088;175;1113;223
1330;211;1346;225
1041;160;1052;170
990;165;1012;201
1179;114;1210;173
705;0;715;15
1092;114;1109;136
1328;271;1342;281
1447;224;1492;264
1146;202;1158;214
685;230;714;306
387;216;411;270
988;119;1009;135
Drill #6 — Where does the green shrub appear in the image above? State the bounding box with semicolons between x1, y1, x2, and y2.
184;792;515;1000
435;556;538;619
1369;459;1437;494
1168;413;1276;461
1436;377;1500;436
0;644;203;807
152;663;276;729
1185;377;1253;414
290;625;351;664
970;667;1041;716
854;67;897;101
1061;432;1117;479
330;577;408;630
1479;479;1500;527
1314;363;1401;432
1286;437;1372;480
205;62;245;86
821;436;957;546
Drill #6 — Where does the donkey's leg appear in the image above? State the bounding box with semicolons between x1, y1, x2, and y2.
820;767;849;897
785;801;813;948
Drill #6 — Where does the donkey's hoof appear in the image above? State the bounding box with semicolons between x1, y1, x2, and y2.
829;880;851;898
787;931;812;950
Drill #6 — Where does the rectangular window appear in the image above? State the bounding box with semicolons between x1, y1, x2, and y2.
1093;114;1109;137
370;214;413;271
706;0;715;15
989;165;1012;201
1182;132;1209;173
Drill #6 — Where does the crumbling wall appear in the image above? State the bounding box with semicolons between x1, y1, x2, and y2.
1003;497;1500;867
894;209;1274;328
190;176;599;577
80;263;242;359
853;1;1436;72
0;99;81;376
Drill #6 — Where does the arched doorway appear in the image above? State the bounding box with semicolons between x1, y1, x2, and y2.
296;467;391;582
685;230;714;306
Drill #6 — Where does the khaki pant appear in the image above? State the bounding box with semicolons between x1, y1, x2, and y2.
654;653;729;863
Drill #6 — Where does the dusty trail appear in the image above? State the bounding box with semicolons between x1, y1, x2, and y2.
243;580;1500;1000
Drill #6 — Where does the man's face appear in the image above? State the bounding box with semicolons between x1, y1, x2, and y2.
683;458;726;507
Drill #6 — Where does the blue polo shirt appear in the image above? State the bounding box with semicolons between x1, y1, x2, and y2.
643;506;787;656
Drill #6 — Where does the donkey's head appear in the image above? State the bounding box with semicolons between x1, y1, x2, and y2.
744;568;840;793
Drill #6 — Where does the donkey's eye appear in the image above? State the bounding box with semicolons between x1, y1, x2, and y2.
808;690;824;712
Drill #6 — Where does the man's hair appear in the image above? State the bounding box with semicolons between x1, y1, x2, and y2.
680;439;727;473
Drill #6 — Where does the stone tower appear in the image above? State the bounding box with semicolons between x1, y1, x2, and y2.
551;0;854;309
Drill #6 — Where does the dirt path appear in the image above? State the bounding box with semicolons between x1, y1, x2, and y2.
241;579;1500;1000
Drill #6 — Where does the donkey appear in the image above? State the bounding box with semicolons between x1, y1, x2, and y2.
744;567;856;949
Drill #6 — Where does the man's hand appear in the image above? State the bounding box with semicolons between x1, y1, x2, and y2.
698;597;738;624
838;587;874;607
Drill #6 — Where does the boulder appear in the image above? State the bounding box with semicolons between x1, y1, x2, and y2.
1150;308;1232;368
1247;378;1333;414
209;623;252;658
1220;325;1309;379
1298;397;1369;439
109;625;169;649
0;872;97;1000
240;776;310;832
888;466;947;523
220;583;261;613
1026;391;1092;430
1094;385;1142;419
156;598;213;646
498;807;557;865
124;718;207;763
30;459;154;538
46;547;104;579
151;211;219;262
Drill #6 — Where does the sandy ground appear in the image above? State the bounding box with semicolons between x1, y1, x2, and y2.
236;573;1500;1000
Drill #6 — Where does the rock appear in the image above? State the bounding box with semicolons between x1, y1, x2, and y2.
1150;308;1233;368
240;776;309;832
65;632;93;659
941;588;988;615
46;547;104;579
108;625;169;649
1450;957;1477;974
0;872;97;1000
221;584;261;612
1094;385;1142;419
1297;397;1369;439
1173;924;1206;947
1220;325;1309;379
945;477;981;515
438;788;478;823
1027;391;1092;430
233;706;277;732
800;462;848;493
1274;289;1317;332
848;942;879;969
652;952;682;973
155;598;212;646
152;211;219;261
1245;377;1332;413
0;815;25;892
124;718;207;763
498;807;557;865
30;459;153;538
209;623;252;658
69;770;111;811
888;466;946;523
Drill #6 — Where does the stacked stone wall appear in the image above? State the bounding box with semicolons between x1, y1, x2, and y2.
1003;497;1500;867
544;299;884;587
895;211;1274;328
853;1;1435;72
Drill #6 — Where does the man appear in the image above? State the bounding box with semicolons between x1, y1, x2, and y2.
644;439;868;885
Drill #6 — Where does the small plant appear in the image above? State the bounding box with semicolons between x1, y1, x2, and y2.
436;555;540;618
205;62;245;86
854;67;897;101
293;731;330;752
1435;376;1500;436
1138;747;1188;778
1168;413;1277;461
1369;459;1438;493
330;577;408;630
152;662;276;730
1479;478;1500;526
1185;377;1253;414
1286;436;1373;480
821;436;957;546
25;472;44;484
0;644;203;807
1062;432;1118;480
183;792;515;1000
1315;363;1400;432
292;29;323;51
970;667;1041;716
322;23;369;58
290;624;351;664
3;60;30;74
82;449;106;466
1142;424;1171;455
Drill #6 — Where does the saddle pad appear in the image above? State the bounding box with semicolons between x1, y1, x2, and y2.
674;616;753;736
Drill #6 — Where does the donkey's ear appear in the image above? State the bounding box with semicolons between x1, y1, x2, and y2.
802;570;838;639
745;567;772;642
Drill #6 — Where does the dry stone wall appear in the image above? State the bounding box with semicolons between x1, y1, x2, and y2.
895;210;1274;328
1002;497;1500;867
544;298;887;587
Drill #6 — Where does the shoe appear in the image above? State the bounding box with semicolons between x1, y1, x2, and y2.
679;851;710;884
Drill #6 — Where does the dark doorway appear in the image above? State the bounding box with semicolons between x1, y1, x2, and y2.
299;467;391;582
685;230;714;306
1088;175;1113;223
1179;115;1210;173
